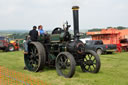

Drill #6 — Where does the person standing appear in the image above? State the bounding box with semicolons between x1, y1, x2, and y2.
23;36;29;54
24;26;38;54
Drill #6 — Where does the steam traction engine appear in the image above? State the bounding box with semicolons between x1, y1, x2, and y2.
24;6;101;78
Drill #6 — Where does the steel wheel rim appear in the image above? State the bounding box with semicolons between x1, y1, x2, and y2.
25;44;40;71
83;53;97;72
56;54;71;76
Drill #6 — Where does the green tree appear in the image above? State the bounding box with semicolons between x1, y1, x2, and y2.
88;28;101;32
117;26;126;30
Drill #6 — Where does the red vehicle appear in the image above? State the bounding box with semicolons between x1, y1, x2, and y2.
0;36;19;52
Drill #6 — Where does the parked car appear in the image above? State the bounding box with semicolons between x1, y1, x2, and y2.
85;40;117;55
0;36;19;52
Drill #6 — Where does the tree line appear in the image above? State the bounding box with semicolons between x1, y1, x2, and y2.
88;26;128;32
8;33;28;39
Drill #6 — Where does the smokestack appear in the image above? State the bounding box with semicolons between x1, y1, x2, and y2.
72;6;80;40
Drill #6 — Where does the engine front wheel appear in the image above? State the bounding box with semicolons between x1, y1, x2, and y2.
81;50;101;73
56;52;76;78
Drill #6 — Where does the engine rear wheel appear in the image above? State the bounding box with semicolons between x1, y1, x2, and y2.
56;52;76;78
81;50;101;73
24;42;46;72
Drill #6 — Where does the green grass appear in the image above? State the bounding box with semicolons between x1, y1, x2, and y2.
0;51;128;85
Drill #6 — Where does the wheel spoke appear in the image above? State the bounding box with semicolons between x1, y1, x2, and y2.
87;66;91;71
29;60;33;65
36;53;39;57
93;57;96;62
63;56;67;61
34;49;37;54
88;54;92;60
92;65;96;69
65;58;68;64
92;57;96;65
31;47;35;54
58;62;63;69
60;57;64;62
84;56;88;61
90;66;92;71
93;63;96;65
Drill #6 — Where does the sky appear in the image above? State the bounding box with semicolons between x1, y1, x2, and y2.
0;0;128;31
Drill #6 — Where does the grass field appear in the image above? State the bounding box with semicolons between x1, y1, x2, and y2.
0;51;128;85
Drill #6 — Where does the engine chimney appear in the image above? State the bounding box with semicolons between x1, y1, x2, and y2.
72;6;80;40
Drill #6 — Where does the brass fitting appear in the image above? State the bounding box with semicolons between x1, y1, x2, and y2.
72;6;79;10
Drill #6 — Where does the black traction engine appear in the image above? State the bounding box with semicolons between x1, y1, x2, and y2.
24;6;101;78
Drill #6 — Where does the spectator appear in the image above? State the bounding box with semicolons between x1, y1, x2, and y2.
23;35;30;70
23;35;30;54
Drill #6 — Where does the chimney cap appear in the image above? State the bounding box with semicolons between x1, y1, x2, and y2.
72;6;79;10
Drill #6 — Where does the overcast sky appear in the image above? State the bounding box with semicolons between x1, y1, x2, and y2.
0;0;128;31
